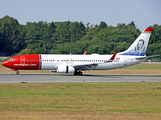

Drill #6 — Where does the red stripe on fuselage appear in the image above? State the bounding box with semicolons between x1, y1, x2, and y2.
3;54;40;70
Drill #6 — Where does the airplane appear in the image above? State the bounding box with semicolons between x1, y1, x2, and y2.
2;27;159;75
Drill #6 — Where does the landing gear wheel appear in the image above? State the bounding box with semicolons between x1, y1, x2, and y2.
74;71;83;75
16;71;20;75
79;72;82;75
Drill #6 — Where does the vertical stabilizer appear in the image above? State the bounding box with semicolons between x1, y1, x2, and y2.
118;28;152;56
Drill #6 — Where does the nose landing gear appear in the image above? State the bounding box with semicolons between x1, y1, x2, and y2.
16;70;20;75
11;69;20;75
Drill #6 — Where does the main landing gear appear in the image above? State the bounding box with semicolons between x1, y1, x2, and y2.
74;70;83;75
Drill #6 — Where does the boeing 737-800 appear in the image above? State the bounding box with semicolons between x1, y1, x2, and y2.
2;28;158;75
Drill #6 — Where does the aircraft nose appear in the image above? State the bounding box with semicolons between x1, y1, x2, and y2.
2;61;5;66
2;61;9;67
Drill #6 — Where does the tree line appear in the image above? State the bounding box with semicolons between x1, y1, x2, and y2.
0;16;161;58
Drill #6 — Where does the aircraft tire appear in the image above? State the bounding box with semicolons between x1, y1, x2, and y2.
16;71;20;75
77;72;82;75
74;71;83;75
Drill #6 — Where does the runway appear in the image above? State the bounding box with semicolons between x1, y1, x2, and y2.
0;73;161;83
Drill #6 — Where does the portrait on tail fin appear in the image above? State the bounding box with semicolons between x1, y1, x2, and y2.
135;39;145;54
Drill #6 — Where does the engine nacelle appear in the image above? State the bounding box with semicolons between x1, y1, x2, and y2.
57;65;75;73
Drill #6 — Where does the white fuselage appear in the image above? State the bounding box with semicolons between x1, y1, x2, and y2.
40;54;145;70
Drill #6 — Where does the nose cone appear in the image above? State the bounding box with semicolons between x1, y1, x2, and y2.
2;61;9;67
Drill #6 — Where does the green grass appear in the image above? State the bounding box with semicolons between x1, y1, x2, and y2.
122;63;161;70
0;62;4;68
0;82;161;113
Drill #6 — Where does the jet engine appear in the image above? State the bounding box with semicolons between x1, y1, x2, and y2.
57;65;75;73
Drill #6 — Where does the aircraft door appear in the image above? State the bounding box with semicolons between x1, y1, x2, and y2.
20;56;25;64
123;57;127;65
66;58;73;65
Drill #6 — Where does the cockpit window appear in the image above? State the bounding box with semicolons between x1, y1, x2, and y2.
8;58;15;61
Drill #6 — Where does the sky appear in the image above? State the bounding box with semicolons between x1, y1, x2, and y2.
0;0;161;31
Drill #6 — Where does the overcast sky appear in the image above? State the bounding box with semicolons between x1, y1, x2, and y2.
0;0;160;31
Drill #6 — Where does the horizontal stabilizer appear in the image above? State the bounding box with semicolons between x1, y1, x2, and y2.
136;55;160;60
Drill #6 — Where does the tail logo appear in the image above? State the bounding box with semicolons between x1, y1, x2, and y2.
118;28;152;56
135;39;145;54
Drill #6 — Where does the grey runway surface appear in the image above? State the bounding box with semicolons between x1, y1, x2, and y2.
0;73;161;83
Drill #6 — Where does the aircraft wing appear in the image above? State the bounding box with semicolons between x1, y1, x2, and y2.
72;63;98;70
72;51;117;70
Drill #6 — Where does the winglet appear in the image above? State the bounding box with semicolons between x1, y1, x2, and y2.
105;51;117;63
110;51;117;60
83;50;88;55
